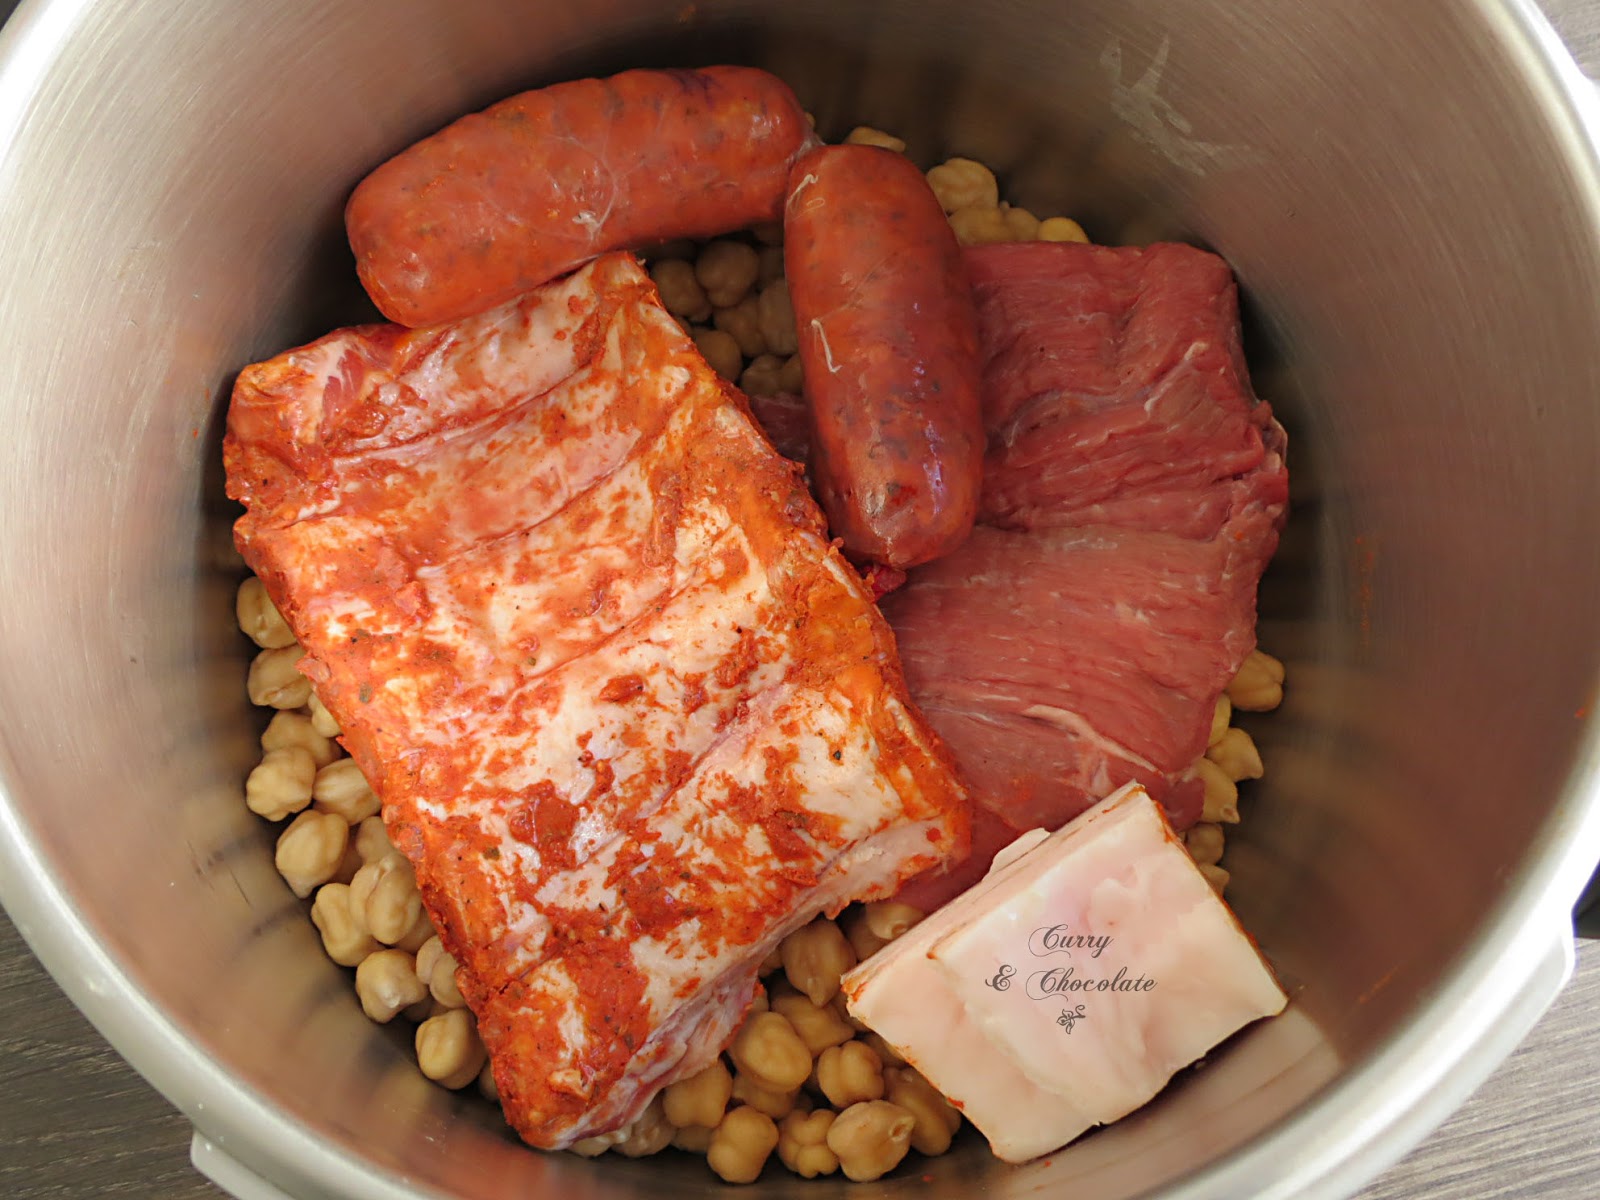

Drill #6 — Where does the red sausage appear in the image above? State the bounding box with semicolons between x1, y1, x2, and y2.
784;145;985;570
347;67;815;327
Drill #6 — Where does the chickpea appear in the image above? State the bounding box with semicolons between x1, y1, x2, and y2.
568;1136;612;1159
312;758;379;824
707;1106;780;1185
245;745;317;822
862;901;924;945
771;992;854;1055
925;157;999;214
310;882;380;967
859;1031;906;1068
949;204;1013;247
757;245;786;286
1199;862;1231;895
844;126;906;153
1208;726;1264;782
778;354;804;395
353;814;394;864
393;909;435;955
649;258;712;322
739;354;786;399
1195;756;1240;824
672;1124;714;1153
728;1011;812;1093
692;328;744;382
883;1066;961;1156
732;1071;801;1120
275;810;349;899
415;1007;486;1090
1186;821;1226;868
352;853;424;945
355;948;428;1022
756;281;797;357
816;1041;885;1108
748;988;769;1015
843;900;925;961
696;240;761;308
247;645;311;709
477;1061;500;1103
331;837;364;885
759;943;786;977
260;709;338;768
1001;204;1041;241
777;1108;839;1178
713;294;769;359
1227;649;1285;711
349;855;384;911
307;691;341;737
842;913;887;961
826;1100;915;1182
415;936;466;1008
614;1093;674;1158
1037;216;1090;243
782;918;856;1007
1209;694;1233;746
235;576;295;649
662;1059;733;1129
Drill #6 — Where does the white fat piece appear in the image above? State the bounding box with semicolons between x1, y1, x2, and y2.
843;783;1286;1163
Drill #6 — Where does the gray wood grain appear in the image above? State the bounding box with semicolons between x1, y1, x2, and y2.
1358;938;1600;1200
0;910;225;1200
2;906;1598;1199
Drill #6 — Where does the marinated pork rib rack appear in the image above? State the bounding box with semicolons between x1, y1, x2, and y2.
225;252;969;1149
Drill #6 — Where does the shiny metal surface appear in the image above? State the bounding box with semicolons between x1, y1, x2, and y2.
0;2;1598;1199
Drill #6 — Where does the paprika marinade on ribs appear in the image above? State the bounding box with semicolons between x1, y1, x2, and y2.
224;253;969;1149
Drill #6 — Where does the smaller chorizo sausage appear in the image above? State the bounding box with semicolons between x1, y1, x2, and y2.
784;145;984;569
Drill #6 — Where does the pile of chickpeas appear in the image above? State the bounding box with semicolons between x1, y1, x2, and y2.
236;576;493;1096
1186;648;1285;895
645;125;1092;401
567;901;967;1182
230;122;1285;1183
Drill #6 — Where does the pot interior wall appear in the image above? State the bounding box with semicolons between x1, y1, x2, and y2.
1;0;1598;1198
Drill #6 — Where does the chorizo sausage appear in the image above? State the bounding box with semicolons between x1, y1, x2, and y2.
784;144;985;570
347;67;815;328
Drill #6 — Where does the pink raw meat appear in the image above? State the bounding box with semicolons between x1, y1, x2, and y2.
888;242;1288;908
972;242;1276;540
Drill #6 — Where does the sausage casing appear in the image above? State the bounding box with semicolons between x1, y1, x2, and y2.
784;145;984;569
347;66;814;327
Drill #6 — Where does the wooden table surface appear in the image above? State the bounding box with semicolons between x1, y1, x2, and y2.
2;909;1597;1199
4;2;1599;1197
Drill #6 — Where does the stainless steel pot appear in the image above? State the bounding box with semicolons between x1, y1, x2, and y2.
2;1;1598;1198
